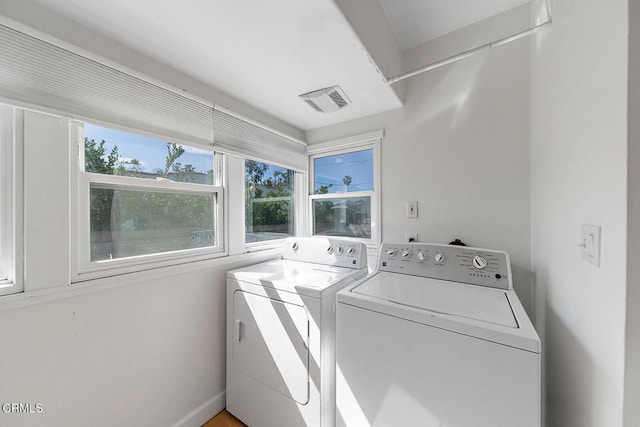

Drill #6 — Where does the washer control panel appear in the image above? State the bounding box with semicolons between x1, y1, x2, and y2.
282;237;367;269
377;243;511;290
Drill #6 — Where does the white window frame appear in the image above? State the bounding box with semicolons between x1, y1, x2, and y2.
0;105;24;296
243;159;306;252
71;121;225;281
308;131;382;250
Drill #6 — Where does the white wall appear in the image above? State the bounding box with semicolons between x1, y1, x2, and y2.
626;1;640;425
530;1;628;426
0;255;278;427
307;12;534;314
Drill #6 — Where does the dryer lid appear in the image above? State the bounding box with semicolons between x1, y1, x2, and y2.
351;272;518;328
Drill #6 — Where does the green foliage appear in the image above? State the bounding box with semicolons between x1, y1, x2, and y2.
85;138;120;259
245;160;268;198
245;161;294;235
85;138;214;261
85;138;120;174
164;142;185;175
313;197;370;237
316;184;333;194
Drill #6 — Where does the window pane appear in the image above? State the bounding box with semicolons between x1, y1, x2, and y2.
0;133;4;281
313;149;373;194
245;160;295;243
0;105;10;282
84;123;215;184
90;186;215;261
313;197;371;238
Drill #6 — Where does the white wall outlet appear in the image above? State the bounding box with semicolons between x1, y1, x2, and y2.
406;233;418;243
580;224;601;267
407;201;418;218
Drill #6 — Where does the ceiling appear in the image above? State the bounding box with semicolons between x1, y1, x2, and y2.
378;0;531;51
30;0;530;132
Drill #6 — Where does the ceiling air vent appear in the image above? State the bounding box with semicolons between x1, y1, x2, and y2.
299;85;351;113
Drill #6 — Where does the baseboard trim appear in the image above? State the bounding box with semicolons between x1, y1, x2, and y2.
171;391;226;427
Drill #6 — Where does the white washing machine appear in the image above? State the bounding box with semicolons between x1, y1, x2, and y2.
226;237;368;427
336;242;541;427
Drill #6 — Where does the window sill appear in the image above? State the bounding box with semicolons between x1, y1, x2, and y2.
73;247;228;283
0;279;22;297
0;248;281;313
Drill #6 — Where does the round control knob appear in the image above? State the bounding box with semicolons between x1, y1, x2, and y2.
336;246;344;255
434;253;445;263
472;255;488;269
348;246;356;255
401;250;411;258
326;246;333;254
291;241;299;251
417;251;426;261
386;249;397;256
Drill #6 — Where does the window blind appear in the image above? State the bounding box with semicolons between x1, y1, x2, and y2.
0;24;213;148
0;23;308;168
213;107;307;172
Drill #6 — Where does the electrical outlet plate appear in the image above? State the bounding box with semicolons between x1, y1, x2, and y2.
407;201;418;218
406;233;418;243
581;224;601;267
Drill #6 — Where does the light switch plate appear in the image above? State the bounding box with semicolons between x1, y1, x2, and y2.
407;201;418;218
581;224;601;267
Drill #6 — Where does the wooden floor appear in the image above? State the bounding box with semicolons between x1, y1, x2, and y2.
202;410;246;427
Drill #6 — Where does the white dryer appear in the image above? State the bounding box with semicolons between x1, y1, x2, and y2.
336;243;541;427
227;237;368;427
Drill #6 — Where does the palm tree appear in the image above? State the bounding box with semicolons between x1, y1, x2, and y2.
343;175;352;192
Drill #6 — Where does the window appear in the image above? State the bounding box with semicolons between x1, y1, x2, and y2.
309;135;381;247
0;110;9;283
75;123;223;277
245;160;295;244
0;104;23;296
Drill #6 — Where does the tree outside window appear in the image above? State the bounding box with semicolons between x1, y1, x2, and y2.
84;124;217;262
245;160;295;243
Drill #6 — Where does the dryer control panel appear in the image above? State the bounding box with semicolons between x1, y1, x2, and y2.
377;243;511;290
282;237;367;269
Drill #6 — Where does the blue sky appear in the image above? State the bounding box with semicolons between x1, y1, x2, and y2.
84;124;373;188
84;123;214;174
314;149;373;193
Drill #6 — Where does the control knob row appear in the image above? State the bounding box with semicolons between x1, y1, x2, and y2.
387;249;445;263
326;245;357;255
290;241;357;256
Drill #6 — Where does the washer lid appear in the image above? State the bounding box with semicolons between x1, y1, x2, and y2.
351;272;517;328
228;259;362;297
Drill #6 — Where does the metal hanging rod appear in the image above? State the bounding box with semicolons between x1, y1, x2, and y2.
387;19;552;85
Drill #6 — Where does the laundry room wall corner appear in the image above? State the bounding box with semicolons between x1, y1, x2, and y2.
531;0;628;426
307;8;533;316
